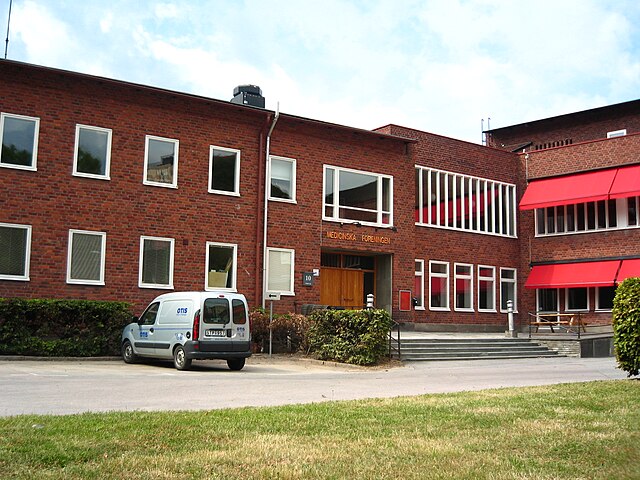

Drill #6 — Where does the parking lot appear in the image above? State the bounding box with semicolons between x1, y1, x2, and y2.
0;355;628;417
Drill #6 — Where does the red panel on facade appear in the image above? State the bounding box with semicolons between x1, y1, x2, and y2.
524;261;621;289
616;259;640;284
608;164;640;200
519;169;618;210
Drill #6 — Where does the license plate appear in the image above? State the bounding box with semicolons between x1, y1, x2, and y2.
205;329;226;337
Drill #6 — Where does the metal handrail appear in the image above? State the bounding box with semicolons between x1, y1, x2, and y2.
528;312;584;339
388;321;401;360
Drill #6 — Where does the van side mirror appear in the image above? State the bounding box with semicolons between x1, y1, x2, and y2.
132;315;141;324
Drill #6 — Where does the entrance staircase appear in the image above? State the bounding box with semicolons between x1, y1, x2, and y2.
390;335;561;361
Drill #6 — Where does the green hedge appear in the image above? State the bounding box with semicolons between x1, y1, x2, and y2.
613;278;640;377
0;298;132;357
250;309;311;353
307;309;393;365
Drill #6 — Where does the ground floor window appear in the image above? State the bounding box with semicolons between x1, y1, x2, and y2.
478;265;496;312
566;287;589;311
414;260;424;309
205;242;236;290
537;288;558;312
139;236;174;289
266;247;294;295
454;263;473;311
0;222;31;281
500;268;517;312
67;229;106;285
429;260;449;311
596;286;615;311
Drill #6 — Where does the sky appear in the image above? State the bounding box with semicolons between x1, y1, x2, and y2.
1;0;639;144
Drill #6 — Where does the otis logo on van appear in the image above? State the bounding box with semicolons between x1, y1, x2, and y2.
176;307;188;315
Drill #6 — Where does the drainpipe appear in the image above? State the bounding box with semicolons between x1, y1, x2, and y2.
262;104;280;308
255;115;271;307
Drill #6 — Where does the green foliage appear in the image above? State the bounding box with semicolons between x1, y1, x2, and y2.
613;278;640;377
76;148;103;175
1;144;32;166
250;308;311;353
0;298;132;357
306;309;393;365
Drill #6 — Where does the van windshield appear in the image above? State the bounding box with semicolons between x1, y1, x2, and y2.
203;298;230;324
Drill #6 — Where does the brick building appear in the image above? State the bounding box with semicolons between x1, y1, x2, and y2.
1;59;638;332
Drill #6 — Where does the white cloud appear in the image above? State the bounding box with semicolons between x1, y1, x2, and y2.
100;12;114;33
154;3;179;19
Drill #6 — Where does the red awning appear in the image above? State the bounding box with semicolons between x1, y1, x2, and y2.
616;259;640;284
609;164;640;200
525;261;621;289
519;169;618;210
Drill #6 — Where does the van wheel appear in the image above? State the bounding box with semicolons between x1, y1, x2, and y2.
173;346;192;371
227;358;245;371
122;340;138;364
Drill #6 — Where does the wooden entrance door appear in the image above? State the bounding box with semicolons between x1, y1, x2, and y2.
320;268;364;308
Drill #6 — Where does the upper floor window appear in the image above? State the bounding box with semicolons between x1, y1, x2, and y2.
144;135;179;188
0;222;31;281
67;229;106;285
415;167;516;237
324;165;392;227
607;129;626;138
535;197;639;236
73;125;112;180
269;156;296;202
0;113;39;171
209;146;240;196
139;236;174;289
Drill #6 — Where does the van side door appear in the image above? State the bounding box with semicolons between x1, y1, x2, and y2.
133;302;160;355
154;299;193;358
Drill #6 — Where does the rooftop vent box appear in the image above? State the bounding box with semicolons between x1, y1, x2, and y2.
231;84;265;108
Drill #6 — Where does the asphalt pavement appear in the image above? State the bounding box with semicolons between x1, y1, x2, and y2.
0;355;628;417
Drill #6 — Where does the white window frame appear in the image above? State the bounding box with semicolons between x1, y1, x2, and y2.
143;135;179;188
0;112;40;171
72;124;112;180
415;166;516;238
454;263;474;312
0;222;32;281
414;259;425;310
428;260;450;311
268;156;297;203
139;236;175;289
204;241;237;291
208;145;240;196
266;247;295;295
536;288;559;313
477;265;496;313
499;268;518;313
595;286;615;312
565;287;589;312
323;165;394;227
607;129;626;138
66;229;106;285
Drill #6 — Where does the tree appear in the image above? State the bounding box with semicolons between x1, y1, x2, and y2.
612;278;640;377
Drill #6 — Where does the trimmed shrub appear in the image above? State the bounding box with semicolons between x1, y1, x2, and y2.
307;308;393;365
612;278;640;377
0;298;132;357
250;308;311;353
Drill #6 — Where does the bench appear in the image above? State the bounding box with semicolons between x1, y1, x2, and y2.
529;313;586;335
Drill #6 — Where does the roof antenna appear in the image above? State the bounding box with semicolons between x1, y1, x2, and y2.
4;0;12;59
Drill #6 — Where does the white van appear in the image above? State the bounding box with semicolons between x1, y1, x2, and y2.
121;292;251;371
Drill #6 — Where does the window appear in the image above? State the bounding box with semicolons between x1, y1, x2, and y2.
203;298;230;324
537;288;558;312
73;125;112;179
500;268;517;312
414;260;425;310
0;222;31;281
454;263;473;311
596;286;615;311
429;261;449;311
324;165;392;226
415;166;516;237
209;146;240;196
67;230;106;285
139;236;174;288
0;112;39;170
139;302;159;325
205;242;237;290
566;287;589;311
143;135;179;188
478;265;496;312
269;156;296;202
607;129;626;138
266;247;294;295
232;298;247;324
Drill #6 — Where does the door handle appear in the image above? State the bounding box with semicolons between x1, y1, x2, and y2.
150;328;154;333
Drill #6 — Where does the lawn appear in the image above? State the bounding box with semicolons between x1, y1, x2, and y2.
1;380;638;479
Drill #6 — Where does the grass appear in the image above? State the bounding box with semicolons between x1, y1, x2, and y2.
0;380;639;479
